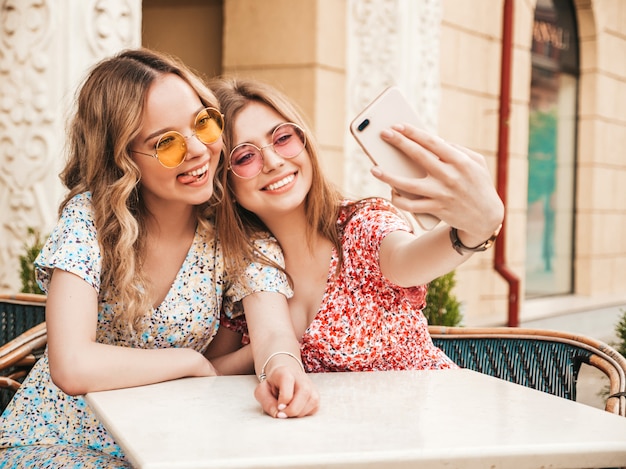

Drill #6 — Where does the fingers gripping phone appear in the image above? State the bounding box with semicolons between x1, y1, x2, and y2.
350;86;440;231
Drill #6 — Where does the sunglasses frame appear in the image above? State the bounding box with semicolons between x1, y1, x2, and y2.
131;107;224;169
228;122;307;179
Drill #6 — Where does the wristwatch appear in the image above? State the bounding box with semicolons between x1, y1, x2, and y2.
449;224;502;255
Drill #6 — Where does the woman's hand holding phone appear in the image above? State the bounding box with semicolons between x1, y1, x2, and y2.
350;86;440;230
372;123;504;245
351;86;503;239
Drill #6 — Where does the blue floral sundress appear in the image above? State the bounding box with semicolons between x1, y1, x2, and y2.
0;192;291;468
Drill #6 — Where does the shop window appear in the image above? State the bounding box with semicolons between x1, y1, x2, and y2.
525;0;579;298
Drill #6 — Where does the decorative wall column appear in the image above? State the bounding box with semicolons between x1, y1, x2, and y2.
345;0;442;202
0;0;141;293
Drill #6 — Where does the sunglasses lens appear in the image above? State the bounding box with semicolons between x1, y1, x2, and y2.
273;124;306;158
156;132;187;168
195;108;224;144
228;123;306;178
230;144;264;178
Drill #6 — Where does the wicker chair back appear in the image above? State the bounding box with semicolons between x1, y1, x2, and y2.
430;326;626;416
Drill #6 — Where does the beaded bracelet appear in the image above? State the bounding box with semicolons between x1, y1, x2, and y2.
258;351;305;382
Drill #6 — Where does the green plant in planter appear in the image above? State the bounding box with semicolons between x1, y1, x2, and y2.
597;309;626;400
615;309;626;358
19;227;45;295
423;270;463;327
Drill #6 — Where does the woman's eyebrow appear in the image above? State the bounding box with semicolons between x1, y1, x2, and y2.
142;107;207;144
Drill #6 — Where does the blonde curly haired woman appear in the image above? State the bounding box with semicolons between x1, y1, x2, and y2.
0;50;317;468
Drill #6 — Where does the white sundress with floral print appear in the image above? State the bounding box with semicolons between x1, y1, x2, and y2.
0;192;291;468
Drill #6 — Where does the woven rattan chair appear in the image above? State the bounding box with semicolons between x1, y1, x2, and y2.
0;293;47;411
0;293;46;345
429;326;626;417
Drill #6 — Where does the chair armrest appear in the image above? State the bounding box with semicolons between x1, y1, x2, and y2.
0;322;47;370
0;376;22;392
0;293;47;304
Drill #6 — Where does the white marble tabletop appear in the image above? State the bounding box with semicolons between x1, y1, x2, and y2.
85;369;626;469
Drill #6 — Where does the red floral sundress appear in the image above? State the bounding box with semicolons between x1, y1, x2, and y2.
300;198;457;372
224;198;457;373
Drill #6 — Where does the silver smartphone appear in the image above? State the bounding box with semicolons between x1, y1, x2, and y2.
349;86;440;231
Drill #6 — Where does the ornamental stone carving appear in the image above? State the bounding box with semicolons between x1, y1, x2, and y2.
0;0;140;292
87;0;137;56
0;0;55;291
345;0;441;200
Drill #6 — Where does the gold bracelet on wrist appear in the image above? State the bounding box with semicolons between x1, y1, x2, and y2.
258;351;305;382
449;224;502;255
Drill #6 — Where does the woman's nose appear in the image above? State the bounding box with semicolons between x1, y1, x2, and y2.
261;146;285;172
184;133;209;160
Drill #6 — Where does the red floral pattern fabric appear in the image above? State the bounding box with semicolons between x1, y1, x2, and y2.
301;199;457;372
223;198;457;373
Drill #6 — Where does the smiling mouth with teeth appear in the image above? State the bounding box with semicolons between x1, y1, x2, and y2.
264;173;295;191
184;163;209;179
177;162;210;185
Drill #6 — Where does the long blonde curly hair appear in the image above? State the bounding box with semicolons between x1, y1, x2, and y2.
60;48;223;329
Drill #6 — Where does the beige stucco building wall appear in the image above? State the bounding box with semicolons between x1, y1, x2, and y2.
1;0;625;327
437;0;626;324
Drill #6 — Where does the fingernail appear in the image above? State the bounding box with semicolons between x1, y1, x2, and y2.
381;129;393;139
277;411;288;419
371;167;382;177
278;403;286;410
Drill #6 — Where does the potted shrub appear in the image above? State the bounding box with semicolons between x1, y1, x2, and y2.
19;227;45;295
423;271;463;327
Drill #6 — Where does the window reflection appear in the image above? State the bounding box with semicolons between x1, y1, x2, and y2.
525;0;579;298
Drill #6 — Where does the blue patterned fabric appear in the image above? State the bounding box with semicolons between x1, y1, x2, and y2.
0;192;291;467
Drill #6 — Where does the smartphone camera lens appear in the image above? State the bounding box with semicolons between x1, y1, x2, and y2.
357;119;370;132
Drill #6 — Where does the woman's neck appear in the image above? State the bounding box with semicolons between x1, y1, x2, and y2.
262;208;314;256
264;210;335;286
144;202;197;240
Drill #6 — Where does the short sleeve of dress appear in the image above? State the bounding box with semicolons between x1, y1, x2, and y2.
222;234;293;320
341;199;426;309
341;199;414;268
34;192;102;294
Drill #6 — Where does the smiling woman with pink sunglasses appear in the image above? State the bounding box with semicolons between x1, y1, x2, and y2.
210;77;504;411
0;50;318;468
